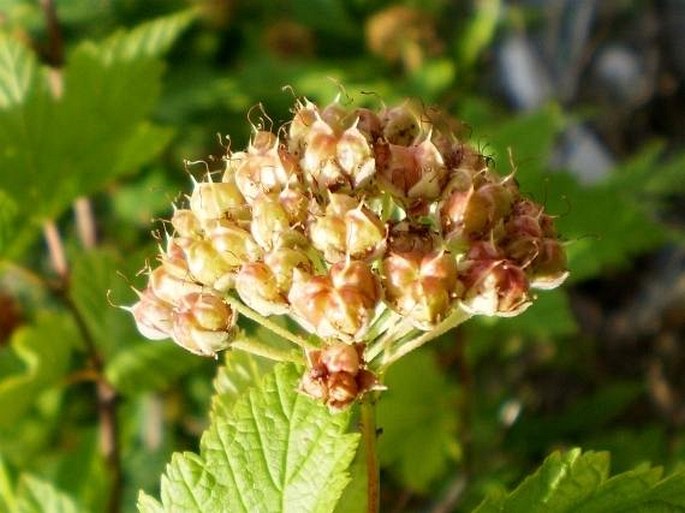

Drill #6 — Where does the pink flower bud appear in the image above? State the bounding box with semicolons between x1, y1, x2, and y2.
320;341;361;376
380;104;420;146
460;259;531;317
149;266;203;306
130;288;174;340
528;238;569;290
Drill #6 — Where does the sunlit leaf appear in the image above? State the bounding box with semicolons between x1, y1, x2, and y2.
142;363;359;513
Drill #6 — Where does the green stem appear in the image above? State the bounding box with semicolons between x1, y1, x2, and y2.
224;296;315;351
360;399;380;513
231;336;304;364
381;307;471;370
365;317;414;364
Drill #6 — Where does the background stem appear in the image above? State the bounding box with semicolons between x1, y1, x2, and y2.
360;399;380;513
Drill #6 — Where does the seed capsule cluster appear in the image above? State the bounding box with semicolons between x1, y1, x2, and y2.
130;97;568;408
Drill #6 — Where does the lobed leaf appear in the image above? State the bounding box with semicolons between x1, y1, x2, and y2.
473;449;685;513
15;474;84;513
0;11;191;256
143;363;360;513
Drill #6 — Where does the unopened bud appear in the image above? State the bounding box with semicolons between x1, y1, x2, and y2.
189;181;246;221
130;288;174;340
171;209;202;238
235;262;289;316
149;265;203;306
171;293;236;356
320;341;361;376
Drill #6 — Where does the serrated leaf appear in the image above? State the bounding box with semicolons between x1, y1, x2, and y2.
212;349;275;418
0;313;78;429
100;10;196;62
472;449;685;513
473;449;608;513
105;342;202;396
377;349;460;492
15;474;83;513
0;12;191;256
146;363;360;513
137;492;164;513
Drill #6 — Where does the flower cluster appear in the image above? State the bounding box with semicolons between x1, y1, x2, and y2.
130;96;568;409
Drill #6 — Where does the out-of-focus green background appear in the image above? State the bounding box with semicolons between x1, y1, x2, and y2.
0;0;684;512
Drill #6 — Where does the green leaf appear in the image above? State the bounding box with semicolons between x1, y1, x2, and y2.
472;449;685;513
0;12;192;255
99;10;196;62
211;349;275;418
105;342;202;396
0;313;78;429
377;349;460;492
145;363;360;513
457;0;501;69
0;190;18;256
15;474;83;513
0;35;39;108
138;492;164;513
0;456;16;513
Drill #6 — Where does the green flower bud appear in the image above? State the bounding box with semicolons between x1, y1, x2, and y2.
336;122;376;187
289;99;319;157
206;220;262;267
441;181;513;240
250;193;292;250
310;194;386;262
189;181;246;221
381;251;459;328
235;262;289;316
264;247;313;293
186;239;235;290
171;209;202;238
234;145;300;204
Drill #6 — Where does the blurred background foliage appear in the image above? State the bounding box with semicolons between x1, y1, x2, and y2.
0;0;684;511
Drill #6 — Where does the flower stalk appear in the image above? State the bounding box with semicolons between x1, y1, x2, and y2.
360;398;380;513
